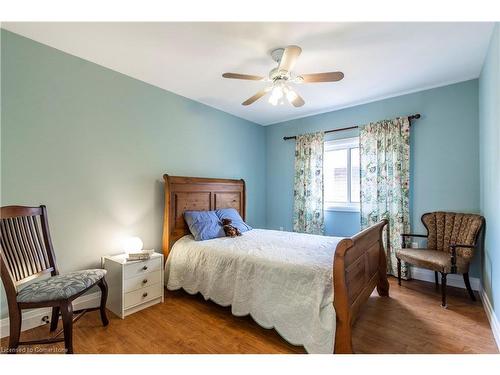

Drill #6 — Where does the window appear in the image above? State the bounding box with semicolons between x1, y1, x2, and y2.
324;137;360;211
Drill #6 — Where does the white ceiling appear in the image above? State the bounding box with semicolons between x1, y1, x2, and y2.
2;22;494;125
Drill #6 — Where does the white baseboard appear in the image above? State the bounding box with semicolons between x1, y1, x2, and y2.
0;291;101;339
479;286;500;351
410;267;480;291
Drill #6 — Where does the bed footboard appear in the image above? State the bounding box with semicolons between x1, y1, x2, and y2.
333;219;389;354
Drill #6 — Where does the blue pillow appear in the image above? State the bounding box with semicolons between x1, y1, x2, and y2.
184;210;225;241
215;208;252;233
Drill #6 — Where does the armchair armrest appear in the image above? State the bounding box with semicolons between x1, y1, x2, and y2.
449;244;476;273
401;233;427;248
449;244;476;249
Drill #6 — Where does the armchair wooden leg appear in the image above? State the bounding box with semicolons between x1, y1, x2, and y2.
60;301;74;354
97;278;109;326
441;273;447;308
397;258;401;286
7;305;21;353
434;271;439;289
463;273;476;301
50;306;60;332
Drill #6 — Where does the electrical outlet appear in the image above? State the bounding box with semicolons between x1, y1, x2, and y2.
279;227;284;231
411;242;418;248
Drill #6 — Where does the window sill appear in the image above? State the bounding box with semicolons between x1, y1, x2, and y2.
324;206;360;213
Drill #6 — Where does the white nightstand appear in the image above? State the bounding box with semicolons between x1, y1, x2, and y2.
102;252;164;318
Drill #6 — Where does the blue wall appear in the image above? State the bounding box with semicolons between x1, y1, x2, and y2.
479;23;500;322
0;30;266;319
266;80;481;276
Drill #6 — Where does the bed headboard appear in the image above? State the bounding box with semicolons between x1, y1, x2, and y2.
162;174;246;259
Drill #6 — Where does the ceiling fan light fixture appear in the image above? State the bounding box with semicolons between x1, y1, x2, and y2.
269;85;284;105
284;86;298;102
293;75;304;84
269;96;278;106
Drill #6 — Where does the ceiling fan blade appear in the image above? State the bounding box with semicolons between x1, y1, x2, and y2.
278;45;302;73
222;73;264;81
289;88;305;107
242;89;269;106
300;72;344;83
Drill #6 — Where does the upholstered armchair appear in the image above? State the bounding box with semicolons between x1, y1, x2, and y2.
395;212;484;307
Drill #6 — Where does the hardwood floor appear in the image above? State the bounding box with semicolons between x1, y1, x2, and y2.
1;277;498;354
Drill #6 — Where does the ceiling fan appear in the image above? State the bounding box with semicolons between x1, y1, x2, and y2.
222;45;344;108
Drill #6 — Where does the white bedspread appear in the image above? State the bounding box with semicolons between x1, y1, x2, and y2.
165;228;341;354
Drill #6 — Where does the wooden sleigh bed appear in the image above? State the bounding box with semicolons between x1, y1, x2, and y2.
161;174;389;354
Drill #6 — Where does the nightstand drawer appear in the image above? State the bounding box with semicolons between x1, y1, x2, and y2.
124;270;161;293
124;256;162;279
124;283;162;309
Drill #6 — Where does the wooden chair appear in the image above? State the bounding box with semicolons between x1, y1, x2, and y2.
0;205;109;354
395;211;484;308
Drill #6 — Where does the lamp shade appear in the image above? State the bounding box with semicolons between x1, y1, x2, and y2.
123;236;143;253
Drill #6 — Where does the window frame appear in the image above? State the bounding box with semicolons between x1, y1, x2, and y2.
323;137;361;213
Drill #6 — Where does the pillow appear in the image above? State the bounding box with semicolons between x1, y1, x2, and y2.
215;208;252;233
184;210;225;241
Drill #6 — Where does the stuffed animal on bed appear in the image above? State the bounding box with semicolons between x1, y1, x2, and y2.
221;218;242;237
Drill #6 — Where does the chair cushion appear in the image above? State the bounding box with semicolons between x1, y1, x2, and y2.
396;248;469;274
17;269;106;303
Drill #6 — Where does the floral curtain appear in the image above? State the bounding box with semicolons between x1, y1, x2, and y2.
293;132;325;235
360;117;411;278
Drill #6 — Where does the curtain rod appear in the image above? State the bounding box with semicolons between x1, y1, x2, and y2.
282;113;421;141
